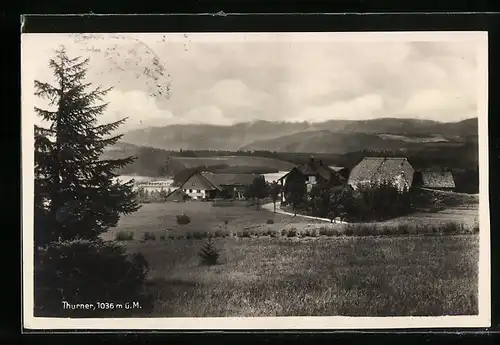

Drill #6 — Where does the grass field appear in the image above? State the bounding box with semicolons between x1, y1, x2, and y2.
105;199;479;241
106;198;480;317
168;156;295;173
123;234;478;317
103;201;328;241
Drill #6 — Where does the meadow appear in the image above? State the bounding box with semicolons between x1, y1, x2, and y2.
105;198;479;241
103;201;327;241
104;199;480;317
123;234;478;317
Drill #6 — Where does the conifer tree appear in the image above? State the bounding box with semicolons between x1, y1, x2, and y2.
198;236;220;266
34;46;140;246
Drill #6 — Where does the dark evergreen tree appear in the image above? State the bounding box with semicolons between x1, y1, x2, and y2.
269;181;281;213
198;236;220;266
33;47;150;316
34;46;140;246
244;176;268;209
283;168;307;216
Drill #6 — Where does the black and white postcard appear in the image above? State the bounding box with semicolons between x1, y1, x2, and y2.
21;31;490;329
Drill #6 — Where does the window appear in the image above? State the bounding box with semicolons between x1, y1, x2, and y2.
197;190;201;193
192;181;196;186
189;189;193;193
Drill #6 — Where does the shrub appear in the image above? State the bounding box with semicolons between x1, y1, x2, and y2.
266;219;274;224
142;232;156;241
269;230;277;237
224;220;229;225
115;231;134;241
281;229;287;236
442;222;463;234
176;214;191;225
159;234;166;240
286;228;297;237
318;227;337;237
472;224;480;234
198;237;220;266
186;232;193;239
318;227;329;236
35;239;150;317
192;231;208;240
241;230;251;238
344;227;354;236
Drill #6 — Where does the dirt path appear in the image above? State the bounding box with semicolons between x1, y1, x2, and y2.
261;202;349;224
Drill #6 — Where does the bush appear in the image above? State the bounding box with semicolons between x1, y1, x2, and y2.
176;214;191;225
142;232;156;241
240;230;251;238
442;222;464;234
115;231;134;241
213;230;229;238
198;237;220;266
342;181;414;222
318;227;338;237
266;219;274;224
35;239;150;317
472;224;479;234
192;231;208;240
286;228;297;237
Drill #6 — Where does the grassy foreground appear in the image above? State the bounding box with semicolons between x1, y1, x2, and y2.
123;234;479;317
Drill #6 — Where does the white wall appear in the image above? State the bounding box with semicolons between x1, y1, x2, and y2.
349;175;409;192
182;188;206;200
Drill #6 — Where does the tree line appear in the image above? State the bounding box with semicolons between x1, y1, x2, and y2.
282;170;437;223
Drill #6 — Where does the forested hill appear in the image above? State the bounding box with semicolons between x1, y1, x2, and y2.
120;117;478;152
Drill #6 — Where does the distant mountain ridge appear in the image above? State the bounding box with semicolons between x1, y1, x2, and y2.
120;117;478;154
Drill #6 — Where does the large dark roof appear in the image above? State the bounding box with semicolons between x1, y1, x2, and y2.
200;172;261;188
348;157;415;186
278;160;346;182
420;171;456;189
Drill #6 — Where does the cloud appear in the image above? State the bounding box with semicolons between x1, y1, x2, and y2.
204;79;271;109
402;89;476;120
294;94;385;123
22;33;486;129
105;90;174;131
181;105;230;125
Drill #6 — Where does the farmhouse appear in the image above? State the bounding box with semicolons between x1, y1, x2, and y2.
277;158;347;202
348;157;415;192
177;171;263;200
135;180;172;194
414;170;456;191
164;188;191;202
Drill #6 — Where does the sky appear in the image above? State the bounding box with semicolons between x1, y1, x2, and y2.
21;32;487;132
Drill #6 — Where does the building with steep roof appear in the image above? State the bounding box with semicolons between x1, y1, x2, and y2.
277;158;347;202
175;171;263;200
414;170;456;191
347;157;415;192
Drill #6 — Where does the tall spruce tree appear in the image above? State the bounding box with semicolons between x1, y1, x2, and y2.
34;46;140;247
